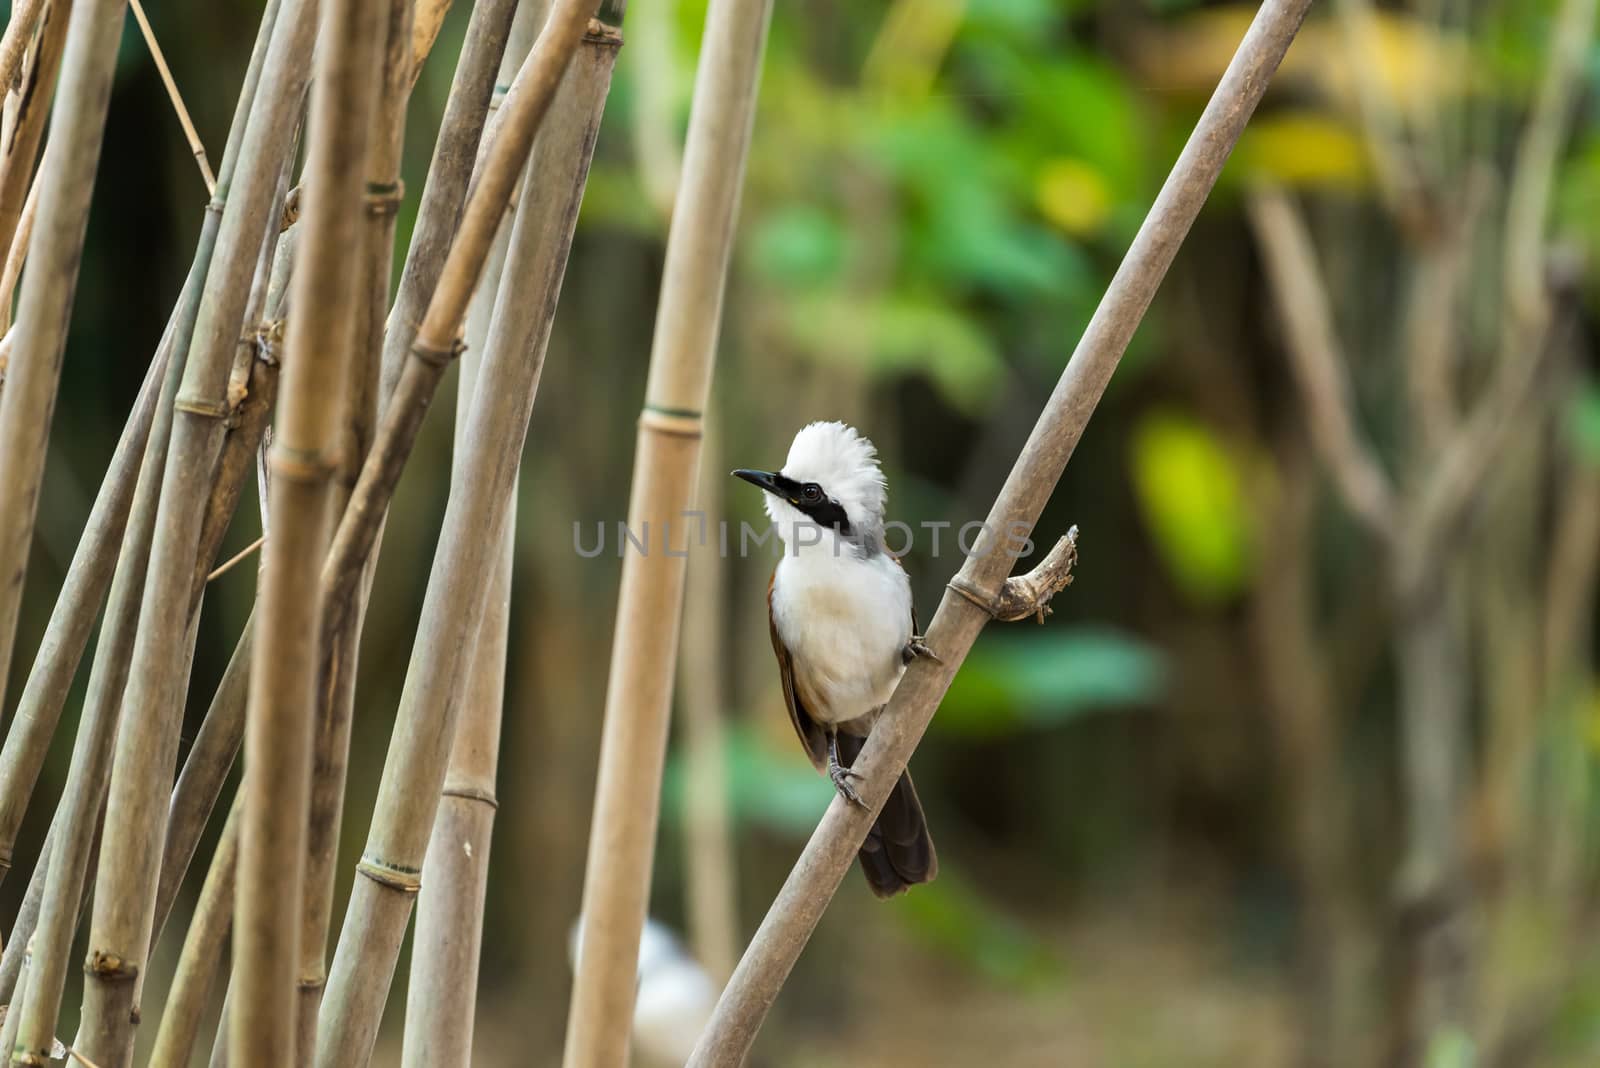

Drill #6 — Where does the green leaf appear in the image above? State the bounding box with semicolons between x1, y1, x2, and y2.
936;628;1165;737
1569;382;1600;465
891;864;1066;988
662;726;832;835
781;292;1006;413
749;205;849;287
1130;409;1257;603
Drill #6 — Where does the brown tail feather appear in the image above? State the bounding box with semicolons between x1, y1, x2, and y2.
837;734;938;898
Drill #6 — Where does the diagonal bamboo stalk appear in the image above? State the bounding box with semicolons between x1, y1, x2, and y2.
316;21;620;1065
148;798;240;1068
76;0;320;1060
562;0;767;1061
686;0;1315;1060
378;0;520;401
0;145;42;332
0;0;282;894
0;0;106;736
0;0;45;92
0;0;69;291
231;0;388;1057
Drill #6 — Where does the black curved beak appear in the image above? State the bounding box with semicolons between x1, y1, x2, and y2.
731;468;782;495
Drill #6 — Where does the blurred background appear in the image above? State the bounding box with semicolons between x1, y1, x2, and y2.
6;0;1600;1064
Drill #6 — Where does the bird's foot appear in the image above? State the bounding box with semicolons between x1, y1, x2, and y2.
826;744;867;809
903;635;942;665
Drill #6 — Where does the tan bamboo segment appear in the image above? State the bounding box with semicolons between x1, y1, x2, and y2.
292;1;414;1060
75;0;320;1059
686;1;1315;1059
399;25;526;1041
0;0;45;91
315;22;620;1066
231;0;388;1057
0;0;105;744
378;0;518;400
0;0;67;288
561;0;772;1061
0;150;42;332
147;799;239;1068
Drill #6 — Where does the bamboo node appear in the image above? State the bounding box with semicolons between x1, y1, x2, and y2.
364;179;405;216
83;950;138;981
947;526;1079;624
174;395;231;420
356;856;422;894
442;783;499;809
253;318;285;366
639;405;703;439
268;444;338;484
412;334;466;369
281;185;302;231
584;19;623;48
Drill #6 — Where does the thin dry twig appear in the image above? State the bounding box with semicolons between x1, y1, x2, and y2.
128;0;216;193
1246;185;1397;543
686;1;1315;1059
0;0;45;92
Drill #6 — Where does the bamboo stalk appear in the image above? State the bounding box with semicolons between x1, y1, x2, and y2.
0;0;45;91
292;1;413;1060
0;149;42;332
231;0;387;1057
0;0;109;739
678;422;739;982
318;0;599;721
0;0;68;286
377;0;518;402
147;799;240;1068
0;305;170;882
76;0;319;1059
686;0;1314;1059
0;0;281;889
316;23;619;1065
10;282;190;1065
399;54;524;1053
562;0;769;1058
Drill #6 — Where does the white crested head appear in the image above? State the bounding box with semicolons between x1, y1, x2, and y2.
763;421;888;540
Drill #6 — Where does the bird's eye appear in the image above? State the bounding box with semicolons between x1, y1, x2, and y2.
801;483;823;504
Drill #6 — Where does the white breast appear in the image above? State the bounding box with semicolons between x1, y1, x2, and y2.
771;549;914;725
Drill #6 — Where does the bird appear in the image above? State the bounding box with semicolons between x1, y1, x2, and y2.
733;420;938;898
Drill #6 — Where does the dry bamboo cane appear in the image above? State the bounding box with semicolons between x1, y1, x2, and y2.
0;0;45;91
685;2;1314;1060
399;62;524;1057
561;0;769;1061
147;799;240;1068
0;0;69;286
231;0;388;1056
0;0;282;891
291;2;414;1061
76;2;321;1061
9;268;193;1068
317;0;599;715
679;420;738;981
0;0;116;739
316;24;620;1065
0;150;43;333
377;0;518;400
0;307;170;879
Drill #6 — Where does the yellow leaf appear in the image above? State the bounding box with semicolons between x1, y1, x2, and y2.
1130;410;1256;603
1236;112;1369;189
1035;158;1113;237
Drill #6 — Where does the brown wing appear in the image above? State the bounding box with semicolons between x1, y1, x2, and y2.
768;570;828;772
